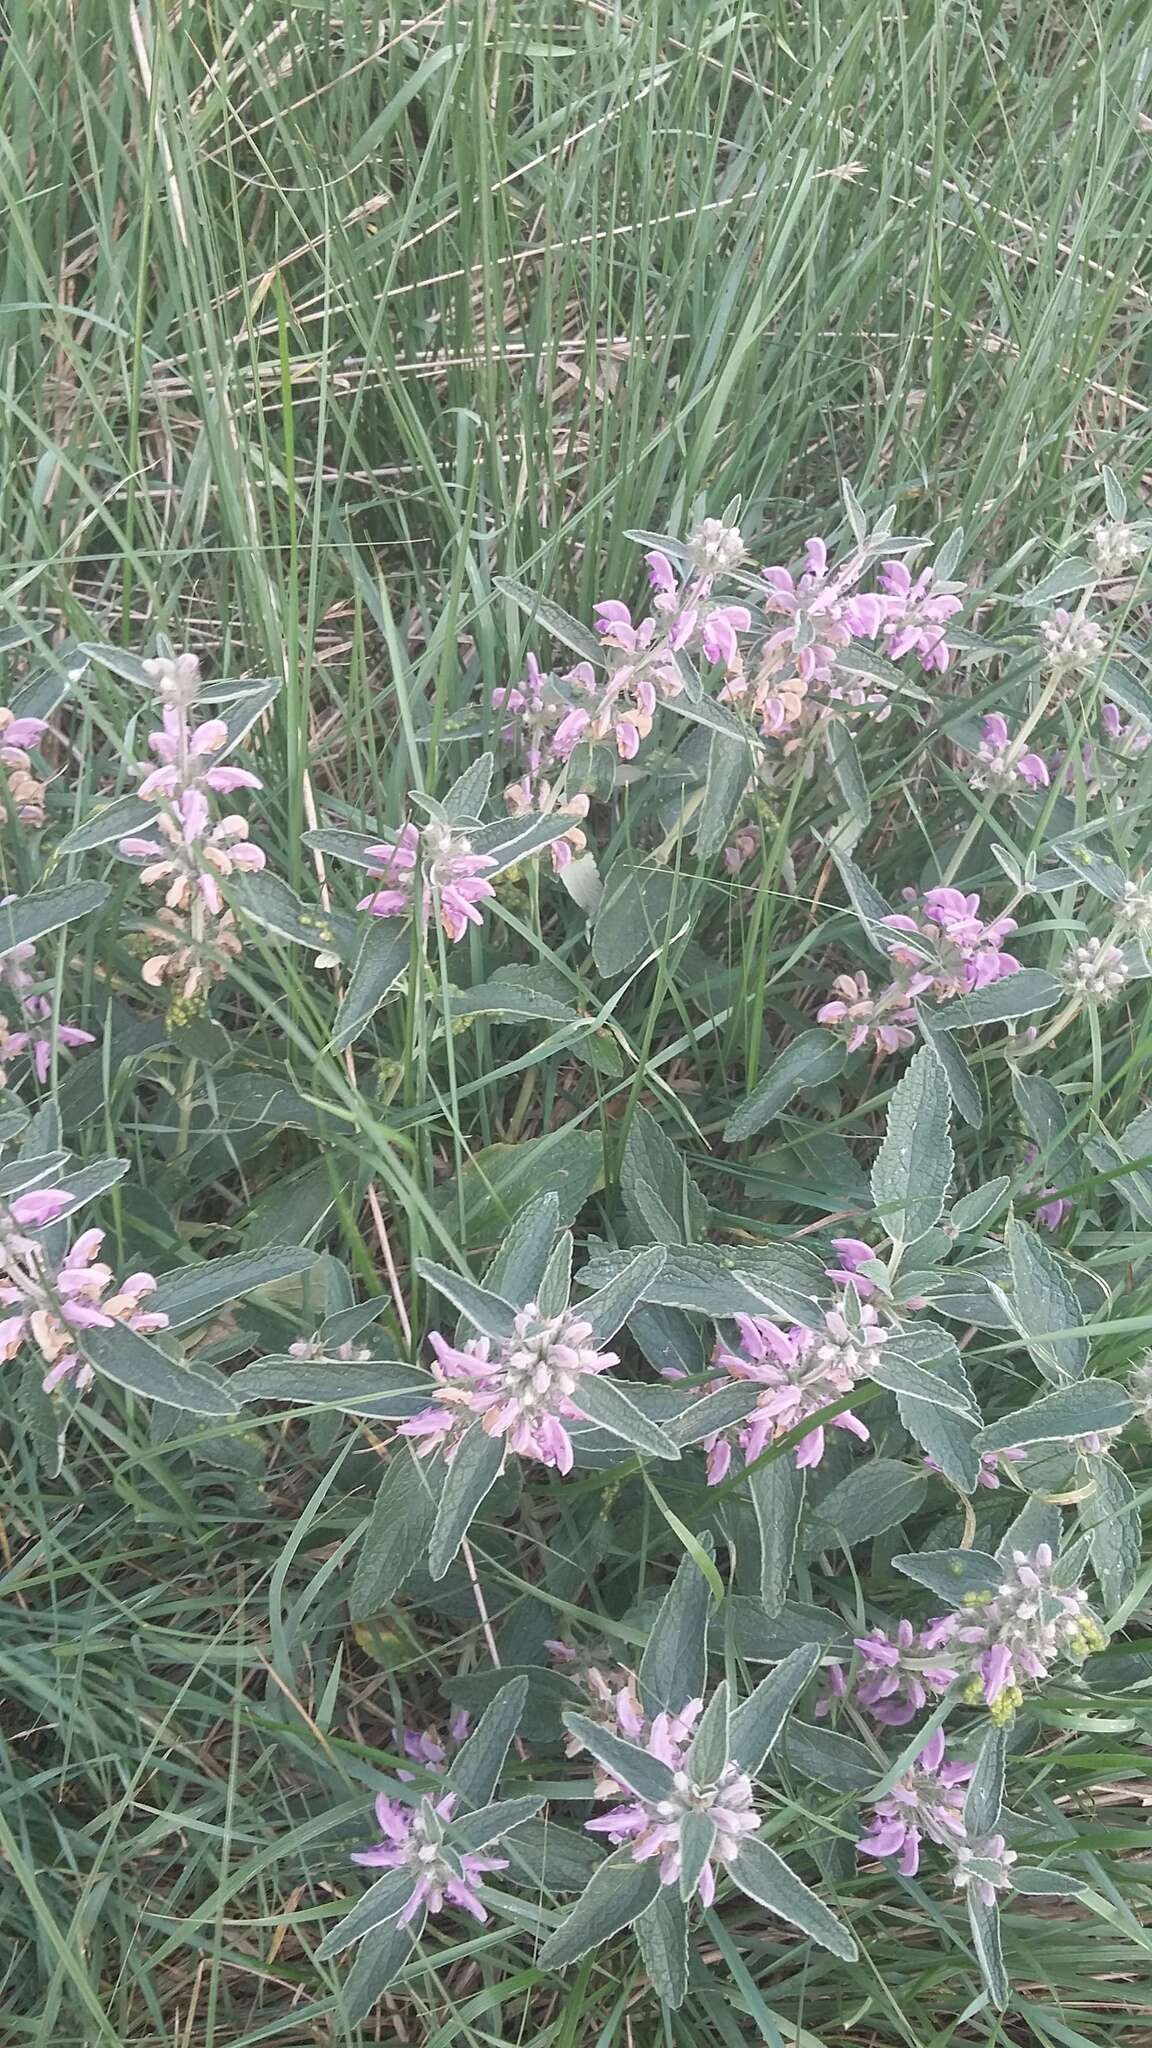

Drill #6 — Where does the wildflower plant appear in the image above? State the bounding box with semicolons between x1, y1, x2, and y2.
1;469;1150;2033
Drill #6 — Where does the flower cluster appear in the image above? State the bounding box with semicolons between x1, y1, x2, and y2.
857;1730;971;1875
823;1619;960;1728
351;1789;506;1925
965;712;1050;794
0;706;49;826
1061;936;1130;1005
585;1719;759;1904
818;886;1022;1059
0;1195;166;1393
359;819;497;942
1039;608;1106;683
697;1303;886;1477
117;653;265;1011
0;926;93;1087
398;1303;618;1472
949;1544;1106;1721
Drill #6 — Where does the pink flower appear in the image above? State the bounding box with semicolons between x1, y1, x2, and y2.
817;971;917;1057
968;712;1050;792
698;1306;885;1476
0;1222;167;1395
882;886;1021;999
1022;1146;1072;1230
351;1789;507;1925
583;1689;759;1904
359;820;497;942
877;557;964;674
397;1303;619;1473
857;1730;971;1876
951;1545;1105;1717
849;1620;960;1726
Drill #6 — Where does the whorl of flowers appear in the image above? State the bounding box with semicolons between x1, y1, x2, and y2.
950;1544;1106;1722
882;887;1022;1000
0;1193;166;1393
966;712;1050;794
351;1790;506;1925
856;1730;971;1875
0;927;93;1087
117;652;266;1012
0;706;50;826
819;1619;959;1728
876;558;964;673
951;1833;1018;1909
359;819;497;942
817;970;918;1057
583;1699;759;1906
698;1302;886;1477
1039;607;1106;683
1061;936;1130;1005
397;1302;618;1473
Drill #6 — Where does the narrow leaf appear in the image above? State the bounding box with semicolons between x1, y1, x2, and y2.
332;919;409;1051
871;1044;953;1248
749;1456;805;1616
415;1261;519;1340
575;1243;668;1343
78;1323;238;1415
561;1714;676;1804
427;1427;505;1579
723;1032;846;1142
350;1450;443;1619
727;1645;821;1775
445;1676;529;1808
964;1725;1007;1837
636;1886;688;2007
573;1374;681;1459
537;1851;661;1968
638;1547;714;1718
729;1838;857;1960
978;1379;1132;1451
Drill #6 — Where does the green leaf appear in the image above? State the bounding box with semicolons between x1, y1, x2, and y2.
151;1249;317;1331
918;1005;984;1128
780;1720;877;1794
592;859;683;978
77;1322;238;1415
686;1681;730;1784
621;1106;709;1244
414;1261;519;1339
636;1885;688;2007
0;882;109;956
59;794;160;853
341;1920;418;2020
482;1190;562;1304
427;1426;506;1579
1019;556;1096;605
749;1456;805;1617
935;969;1064;1029
472;813;579;874
978;1379;1132;1452
638;1547;714;1718
695;732;753;860
678;1808;717;1903
232;1359;432;1418
892;1547;1001;1605
807;1460;927;1548
1010;1867;1086;1897
950;1178;1012;1234
448;1793;545;1855
494;576;604;666
574;1375;681;1459
316;1869;416;1960
871;1340;978;1416
667;1382;760;1446
503;1819;603;1893
871;1044;953;1250
900;1390;982;1492
727;1646;821;1775
350;1450;443;1618
579;1241;827;1327
723;1031;847;1142
965;1725;1006;1837
997;1493;1063;1565
302;827;382;870
1047;835;1127;901
332;919;409;1051
1004;1217;1090;1381
455;980;579;1026
433;1128;603;1247
967;1891;1008;2007
728;1838;857;1960
827;720;870;824
575;1244;668;1342
227;870;359;960
1083;1454;1141;1611
441;752;494;823
537;1850;662;1968
1011;1072;1080;1189
445;1676;529;1808
562;1714;676;1804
